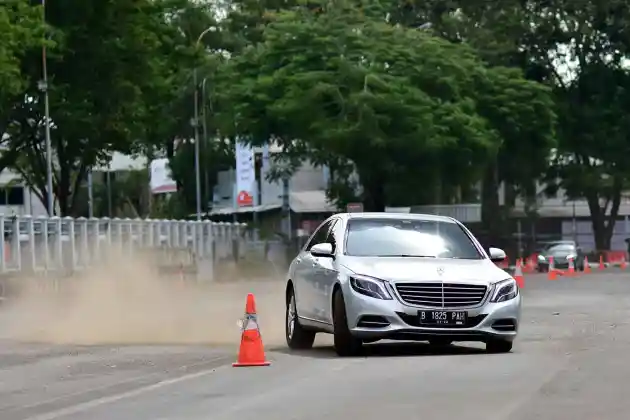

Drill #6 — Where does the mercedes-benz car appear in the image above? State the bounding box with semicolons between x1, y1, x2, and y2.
285;213;521;356
536;241;584;272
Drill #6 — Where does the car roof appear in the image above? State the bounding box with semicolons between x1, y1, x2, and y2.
336;212;458;223
545;243;576;250
542;241;576;246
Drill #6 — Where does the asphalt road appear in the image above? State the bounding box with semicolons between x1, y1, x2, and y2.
2;271;630;420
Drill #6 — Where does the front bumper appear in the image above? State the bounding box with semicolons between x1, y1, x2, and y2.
345;283;521;343
538;261;576;271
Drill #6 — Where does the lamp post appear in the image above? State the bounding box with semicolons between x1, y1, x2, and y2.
201;77;210;205
40;0;54;215
192;26;214;220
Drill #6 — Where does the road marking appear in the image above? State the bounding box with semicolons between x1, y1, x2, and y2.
9;356;229;413
20;359;231;420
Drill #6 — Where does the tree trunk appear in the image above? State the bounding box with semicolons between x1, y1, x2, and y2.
481;161;503;247
585;175;622;251
361;169;386;212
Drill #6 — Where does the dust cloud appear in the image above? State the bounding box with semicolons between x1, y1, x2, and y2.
0;250;287;346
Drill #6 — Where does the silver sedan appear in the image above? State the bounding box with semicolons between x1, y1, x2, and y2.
285;212;521;356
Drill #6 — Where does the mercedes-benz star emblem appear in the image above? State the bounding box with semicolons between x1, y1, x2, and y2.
437;267;444;276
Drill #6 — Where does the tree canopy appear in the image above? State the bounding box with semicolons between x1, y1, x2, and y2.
1;0;629;250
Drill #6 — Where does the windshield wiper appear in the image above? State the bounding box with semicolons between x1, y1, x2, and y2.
375;254;436;258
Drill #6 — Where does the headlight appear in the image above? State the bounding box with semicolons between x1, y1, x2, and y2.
349;275;392;300
490;278;518;303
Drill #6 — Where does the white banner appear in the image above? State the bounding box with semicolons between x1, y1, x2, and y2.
149;158;177;194
235;141;255;207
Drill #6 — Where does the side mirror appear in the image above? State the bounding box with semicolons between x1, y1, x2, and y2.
488;247;507;263
310;242;334;257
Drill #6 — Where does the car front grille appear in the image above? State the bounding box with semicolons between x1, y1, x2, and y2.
395;282;488;308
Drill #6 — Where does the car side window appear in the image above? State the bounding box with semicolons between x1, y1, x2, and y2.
305;220;333;251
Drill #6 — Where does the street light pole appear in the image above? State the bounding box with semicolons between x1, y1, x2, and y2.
192;27;214;221
193;68;201;221
201;78;210;205
42;0;54;215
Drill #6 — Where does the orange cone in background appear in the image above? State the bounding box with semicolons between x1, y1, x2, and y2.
514;260;525;288
526;257;536;273
621;257;627;270
599;255;605;270
233;293;271;367
567;257;576;277
547;256;557;280
584;256;591;273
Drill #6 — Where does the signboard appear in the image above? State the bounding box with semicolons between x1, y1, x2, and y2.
235;141;256;207
346;202;364;213
149;158;177;194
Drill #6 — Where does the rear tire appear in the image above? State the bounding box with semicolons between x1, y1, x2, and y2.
332;290;362;357
285;288;316;350
486;339;513;353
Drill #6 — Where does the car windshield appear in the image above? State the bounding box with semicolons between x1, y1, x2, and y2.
344;218;482;259
545;244;575;253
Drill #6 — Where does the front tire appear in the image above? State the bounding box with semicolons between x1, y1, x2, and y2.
332;290;362;357
486;339;513;353
286;288;316;350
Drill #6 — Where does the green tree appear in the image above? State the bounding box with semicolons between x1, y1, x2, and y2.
511;0;630;250
0;0;45;172
0;0;203;216
0;0;44;105
141;3;227;216
398;0;630;250
218;0;554;212
385;0;557;241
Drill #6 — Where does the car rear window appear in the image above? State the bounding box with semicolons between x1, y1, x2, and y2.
344;218;482;259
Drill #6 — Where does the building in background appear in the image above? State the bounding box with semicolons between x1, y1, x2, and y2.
209;144;337;236
0;152;147;217
0;170;46;216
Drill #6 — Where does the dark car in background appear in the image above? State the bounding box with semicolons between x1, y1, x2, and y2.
536;241;584;272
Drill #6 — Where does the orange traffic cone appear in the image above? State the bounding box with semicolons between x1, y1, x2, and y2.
599;255;605;270
514;260;524;288
526;257;536;273
547;256;557;280
621;257;627;270
584;256;591;273
567;257;576;277
233;293;270;367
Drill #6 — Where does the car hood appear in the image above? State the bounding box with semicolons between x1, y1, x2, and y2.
340;256;508;284
542;252;574;260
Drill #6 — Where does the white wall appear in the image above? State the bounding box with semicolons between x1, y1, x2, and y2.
562;219;630;252
514;180;630;217
0;169;48;216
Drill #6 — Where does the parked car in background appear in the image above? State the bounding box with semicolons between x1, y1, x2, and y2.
536;241;584;272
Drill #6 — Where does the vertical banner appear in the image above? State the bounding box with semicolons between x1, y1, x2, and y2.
149;158;177;194
235;141;255;207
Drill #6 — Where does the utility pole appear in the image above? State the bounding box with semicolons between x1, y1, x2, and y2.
192;27;214;221
41;0;54;215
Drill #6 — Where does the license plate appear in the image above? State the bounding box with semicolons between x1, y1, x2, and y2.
419;310;467;326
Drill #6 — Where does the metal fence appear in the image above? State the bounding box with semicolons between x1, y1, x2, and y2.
0;215;252;276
